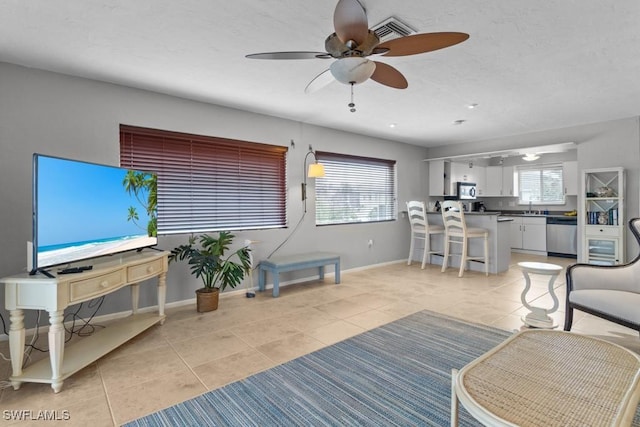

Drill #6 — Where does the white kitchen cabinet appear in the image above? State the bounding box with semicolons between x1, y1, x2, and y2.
502;166;515;197
485;166;502;196
485;165;514;197
504;216;547;252
429;160;446;196
563;161;578;196
472;165;486;196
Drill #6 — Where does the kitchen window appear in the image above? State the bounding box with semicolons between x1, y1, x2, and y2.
120;125;288;234
314;151;396;225
517;164;564;205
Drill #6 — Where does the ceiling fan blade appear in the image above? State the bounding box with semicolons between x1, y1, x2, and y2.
304;69;336;94
379;32;470;57
370;61;408;89
246;51;331;60
333;0;368;45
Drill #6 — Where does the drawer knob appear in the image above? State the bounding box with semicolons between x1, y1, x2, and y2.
100;281;109;288
147;266;154;273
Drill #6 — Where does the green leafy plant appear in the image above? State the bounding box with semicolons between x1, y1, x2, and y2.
169;232;251;291
123;171;157;237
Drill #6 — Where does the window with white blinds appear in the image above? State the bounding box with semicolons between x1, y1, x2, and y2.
120;125;288;234
314;151;396;225
517;163;564;204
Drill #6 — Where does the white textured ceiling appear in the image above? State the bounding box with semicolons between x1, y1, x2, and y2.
2;1;640;147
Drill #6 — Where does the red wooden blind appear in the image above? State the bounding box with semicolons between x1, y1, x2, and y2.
120;125;288;234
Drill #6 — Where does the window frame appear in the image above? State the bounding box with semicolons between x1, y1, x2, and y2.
119;125;288;234
516;163;565;205
314;151;397;226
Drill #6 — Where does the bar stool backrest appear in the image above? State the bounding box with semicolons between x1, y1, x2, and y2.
441;200;467;235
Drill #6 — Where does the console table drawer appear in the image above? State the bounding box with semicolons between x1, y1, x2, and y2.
69;270;127;302
128;258;165;282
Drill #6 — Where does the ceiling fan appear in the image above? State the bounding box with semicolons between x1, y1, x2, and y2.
246;0;469;111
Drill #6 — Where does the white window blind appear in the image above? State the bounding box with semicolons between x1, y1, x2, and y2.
315;151;396;225
517;164;564;204
120;125;288;234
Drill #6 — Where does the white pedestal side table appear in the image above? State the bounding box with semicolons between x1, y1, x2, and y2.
518;261;563;329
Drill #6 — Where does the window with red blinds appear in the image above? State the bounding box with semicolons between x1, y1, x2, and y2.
120;125;288;234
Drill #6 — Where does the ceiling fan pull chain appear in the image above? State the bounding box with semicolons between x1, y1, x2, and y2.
349;82;356;113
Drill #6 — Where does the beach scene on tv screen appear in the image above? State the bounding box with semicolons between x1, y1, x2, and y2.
36;156;157;269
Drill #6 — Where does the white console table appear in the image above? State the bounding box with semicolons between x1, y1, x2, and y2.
0;251;169;393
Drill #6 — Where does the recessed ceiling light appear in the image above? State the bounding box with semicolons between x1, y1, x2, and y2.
453;119;466;125
389;123;397;128
467;103;478;109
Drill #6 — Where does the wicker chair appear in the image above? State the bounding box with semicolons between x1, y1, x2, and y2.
564;217;640;333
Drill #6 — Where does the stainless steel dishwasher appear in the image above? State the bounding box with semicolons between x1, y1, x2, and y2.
546;216;578;258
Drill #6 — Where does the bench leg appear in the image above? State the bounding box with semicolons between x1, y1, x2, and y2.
319;266;325;280
272;272;280;297
258;268;266;292
334;260;341;284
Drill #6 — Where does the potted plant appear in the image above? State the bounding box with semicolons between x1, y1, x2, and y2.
169;231;251;312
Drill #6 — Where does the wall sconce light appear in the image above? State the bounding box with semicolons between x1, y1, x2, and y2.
302;145;325;212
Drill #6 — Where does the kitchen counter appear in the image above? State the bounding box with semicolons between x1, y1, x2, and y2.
426;212;510;274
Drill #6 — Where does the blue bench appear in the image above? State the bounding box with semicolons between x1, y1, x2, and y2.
258;252;341;297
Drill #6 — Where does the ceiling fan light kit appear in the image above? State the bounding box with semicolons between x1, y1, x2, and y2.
246;0;469;110
330;57;376;84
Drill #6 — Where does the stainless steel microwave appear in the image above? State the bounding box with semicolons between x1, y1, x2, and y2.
456;182;477;200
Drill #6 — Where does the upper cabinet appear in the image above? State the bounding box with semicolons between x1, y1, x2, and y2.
428;160;446;196
563;161;578;196
428;160;485;196
485;165;514;197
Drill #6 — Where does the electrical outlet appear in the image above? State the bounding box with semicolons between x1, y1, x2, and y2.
368;239;374;248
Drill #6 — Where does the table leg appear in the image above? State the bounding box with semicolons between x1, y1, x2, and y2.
131;282;140;315
158;272;166;324
48;310;65;393
8;309;25;390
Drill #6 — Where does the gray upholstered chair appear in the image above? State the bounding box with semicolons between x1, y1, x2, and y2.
564;217;640;333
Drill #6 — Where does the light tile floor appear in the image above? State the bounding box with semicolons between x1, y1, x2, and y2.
1;253;638;426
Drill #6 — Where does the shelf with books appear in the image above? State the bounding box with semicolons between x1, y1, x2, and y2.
581;167;624;265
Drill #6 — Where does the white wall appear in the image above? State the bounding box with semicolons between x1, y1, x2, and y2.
0;62;429;323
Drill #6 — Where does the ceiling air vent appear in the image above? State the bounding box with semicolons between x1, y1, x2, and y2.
371;17;417;42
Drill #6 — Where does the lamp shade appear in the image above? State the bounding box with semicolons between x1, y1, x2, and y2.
330;57;376;85
307;163;325;178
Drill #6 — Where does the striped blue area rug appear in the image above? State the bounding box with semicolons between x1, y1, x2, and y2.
125;310;640;426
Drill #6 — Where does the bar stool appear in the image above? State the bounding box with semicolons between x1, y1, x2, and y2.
406;201;444;269
441;200;489;277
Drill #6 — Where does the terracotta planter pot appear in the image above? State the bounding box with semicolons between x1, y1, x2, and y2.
196;287;219;312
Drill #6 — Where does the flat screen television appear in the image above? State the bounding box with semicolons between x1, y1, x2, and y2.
31;153;158;275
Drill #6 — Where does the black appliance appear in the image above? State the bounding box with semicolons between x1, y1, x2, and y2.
470;201;485;212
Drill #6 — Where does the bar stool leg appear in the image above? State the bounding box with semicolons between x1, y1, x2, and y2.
441;234;450;273
459;237;467;278
407;233;415;266
484;234;489;276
